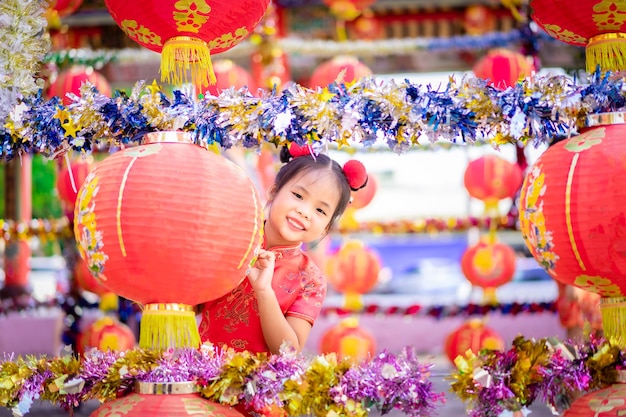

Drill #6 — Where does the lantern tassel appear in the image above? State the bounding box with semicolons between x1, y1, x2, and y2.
343;292;364;311
139;303;201;350
586;33;626;73
161;36;217;89
600;297;626;346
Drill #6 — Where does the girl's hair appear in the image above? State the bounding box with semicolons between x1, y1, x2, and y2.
275;146;351;231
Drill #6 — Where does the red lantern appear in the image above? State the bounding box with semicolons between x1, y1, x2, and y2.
472;49;535;90
530;0;626;72
104;0;270;90
319;317;376;363
351;173;378;210
463;4;496;36
77;316;136;356
326;240;381;310
251;49;291;92
49;0;83;17
308;55;372;89
461;239;517;289
518;114;626;345
74;257;109;296
56;158;93;214
347;9;383;40
74;132;264;349
464;154;524;212
444;319;504;364
47;66;111;106
561;381;626;417
201;59;256;97
91;384;244;416
322;0;376;21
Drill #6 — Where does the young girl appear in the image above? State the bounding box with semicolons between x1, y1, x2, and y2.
197;144;368;355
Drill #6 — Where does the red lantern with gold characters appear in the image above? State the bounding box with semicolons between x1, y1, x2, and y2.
519;113;626;346
472;48;535;90
530;0;626;73
464;154;524;213
74;131;264;350
444;319;504;364
308;55;372;89
326;239;381;310
77;316;136;356
201;59;256;97
561;377;626;417
104;0;270;90
47;66;111;106
319;317;376;363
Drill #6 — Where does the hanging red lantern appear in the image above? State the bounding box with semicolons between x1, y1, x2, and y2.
308;55;372;89
74;132;264;350
46;0;83;28
251;49;291;92
322;0;376;21
530;0;626;73
518;113;626;346
56;157;93;215
463;4;496;36
561;379;626;417
91;382;244;416
47;66;111;106
74;257;109;296
347;9;384;40
104;0;270;90
444;319;504;364
201;59;256;97
326;239;381;310
338;173;378;230
77;316;136;356
319;317;376;363
461;239;517;299
464;154;524;213
472;48;535;90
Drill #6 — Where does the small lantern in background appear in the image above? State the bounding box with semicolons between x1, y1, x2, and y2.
461;239;517;304
464;154;523;215
308;55;372;89
201;59;256;97
348;9;384;40
77;315;136;357
444;319;504;364
56;157;93;218
326;239;381;311
319;317;376;363
463;4;496;36
47;66;111;105
322;0;376;22
472;48;535;90
339;173;378;230
46;0;83;28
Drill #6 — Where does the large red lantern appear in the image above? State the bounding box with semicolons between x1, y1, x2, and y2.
201;59;256;97
519;114;626;345
74;132;264;349
91;382;244;416
461;239;517;293
77;316;136;356
464;154;524;213
561;380;626;417
326;239;381;310
444;319;504;364
308;55;372;89
472;48;535;90
47;66;111;106
530;0;626;73
104;0;270;90
319;317;376;363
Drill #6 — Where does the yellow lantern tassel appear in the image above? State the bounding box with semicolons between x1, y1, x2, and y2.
161;36;217;89
600;297;626;347
343;292;364;311
139;303;201;350
586;33;626;73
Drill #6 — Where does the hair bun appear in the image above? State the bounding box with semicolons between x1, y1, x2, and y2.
343;160;368;191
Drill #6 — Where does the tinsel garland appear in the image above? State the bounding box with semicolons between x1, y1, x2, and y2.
0;343;443;417
448;335;624;417
1;69;622;161
0;218;72;242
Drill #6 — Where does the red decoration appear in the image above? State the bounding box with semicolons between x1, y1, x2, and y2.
322;0;376;21
74;131;264;349
77;316;136;356
342;160;368;191
464;154;524;211
350;173;377;210
201;59;256;97
561;383;626;417
308;55;372;89
444;319;504;364
347;9;383;40
530;0;626;72
461;239;517;289
518;115;626;344
251;49;291;92
90;391;244;416
49;0;83;17
47;66;111;106
74;257;108;296
327;240;381;296
104;0;270;89
472;48;535;90
463;4;496;36
56;158;93;214
319;317;376;363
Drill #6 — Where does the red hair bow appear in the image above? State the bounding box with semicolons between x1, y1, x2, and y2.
288;143;312;157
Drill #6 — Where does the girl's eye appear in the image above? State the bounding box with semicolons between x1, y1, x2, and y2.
292;192;302;199
317;208;327;216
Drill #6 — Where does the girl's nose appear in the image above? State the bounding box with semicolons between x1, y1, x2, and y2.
297;208;309;219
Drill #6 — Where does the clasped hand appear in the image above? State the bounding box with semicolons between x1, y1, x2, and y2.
247;249;276;293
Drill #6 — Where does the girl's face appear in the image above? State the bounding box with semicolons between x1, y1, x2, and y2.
264;168;341;249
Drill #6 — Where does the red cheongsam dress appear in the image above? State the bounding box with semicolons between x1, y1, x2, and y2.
198;244;327;354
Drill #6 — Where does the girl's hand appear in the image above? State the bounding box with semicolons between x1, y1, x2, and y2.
248;249;276;293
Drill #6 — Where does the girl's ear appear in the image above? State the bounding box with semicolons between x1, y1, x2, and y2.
266;184;277;202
